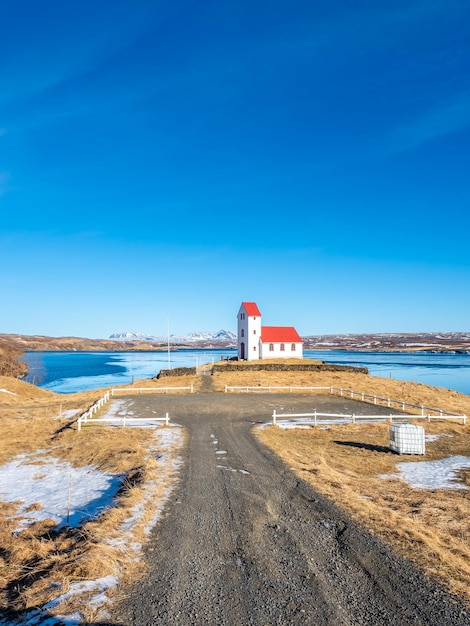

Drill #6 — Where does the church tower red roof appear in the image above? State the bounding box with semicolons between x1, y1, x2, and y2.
241;302;262;316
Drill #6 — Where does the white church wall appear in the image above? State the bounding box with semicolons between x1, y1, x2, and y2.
259;342;303;359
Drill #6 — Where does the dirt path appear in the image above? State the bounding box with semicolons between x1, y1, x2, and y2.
114;393;470;626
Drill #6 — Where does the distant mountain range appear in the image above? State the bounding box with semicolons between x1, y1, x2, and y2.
302;332;470;353
1;331;469;357
109;330;237;344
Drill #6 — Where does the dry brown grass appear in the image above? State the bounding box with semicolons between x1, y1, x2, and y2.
258;419;470;602
0;376;186;619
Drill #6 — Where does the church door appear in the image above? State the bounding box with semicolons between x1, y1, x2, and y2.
240;342;245;360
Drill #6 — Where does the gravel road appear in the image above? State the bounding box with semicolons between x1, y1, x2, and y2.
113;388;470;626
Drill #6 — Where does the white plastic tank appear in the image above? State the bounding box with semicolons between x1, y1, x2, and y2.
390;423;425;455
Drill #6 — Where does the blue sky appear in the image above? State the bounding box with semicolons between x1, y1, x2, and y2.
1;0;469;338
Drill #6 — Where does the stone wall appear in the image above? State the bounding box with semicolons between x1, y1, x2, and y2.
157;366;196;378
212;362;368;374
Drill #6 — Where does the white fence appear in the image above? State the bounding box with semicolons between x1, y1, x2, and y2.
225;384;466;422
78;412;170;430
272;409;467;426
76;389;173;431
328;386;461;418
225;385;330;393
111;386;194;395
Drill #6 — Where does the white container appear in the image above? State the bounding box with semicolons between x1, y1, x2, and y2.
390;423;425;455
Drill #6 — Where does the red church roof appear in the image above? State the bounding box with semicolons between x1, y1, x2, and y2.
241;302;261;316
261;326;303;343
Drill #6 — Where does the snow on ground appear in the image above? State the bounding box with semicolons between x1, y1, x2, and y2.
0;454;123;532
0;388;16;395
0;399;185;626
381;456;470;490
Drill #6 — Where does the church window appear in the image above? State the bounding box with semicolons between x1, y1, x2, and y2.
253;346;256;351
291;343;296;351
253;329;256;334
241;329;244;337
269;343;274;351
280;343;285;351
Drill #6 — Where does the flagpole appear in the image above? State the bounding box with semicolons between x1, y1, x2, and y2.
167;315;171;369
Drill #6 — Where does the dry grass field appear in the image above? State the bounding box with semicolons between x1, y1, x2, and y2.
219;363;470;603
0;375;188;621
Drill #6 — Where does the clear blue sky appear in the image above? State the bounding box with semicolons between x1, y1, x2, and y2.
1;0;469;338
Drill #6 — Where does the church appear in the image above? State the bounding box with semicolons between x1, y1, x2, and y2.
237;302;303;361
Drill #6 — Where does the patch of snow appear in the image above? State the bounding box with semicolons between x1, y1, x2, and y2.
0;388;16;395
215;450;227;455
0;455;123;531
381;456;470;490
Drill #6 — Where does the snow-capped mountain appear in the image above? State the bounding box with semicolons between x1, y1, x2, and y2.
109;330;236;344
109;332;158;341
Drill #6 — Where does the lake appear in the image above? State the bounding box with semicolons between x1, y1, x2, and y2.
22;349;470;395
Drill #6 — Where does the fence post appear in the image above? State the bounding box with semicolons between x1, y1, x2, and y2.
78;418;82;432
352;414;355;423
387;398;391;408
111;388;114;396
421;405;424;416
340;388;343;397
272;410;277;426
374;395;377;405
165;412;169;426
362;392;365;401
314;410;317;426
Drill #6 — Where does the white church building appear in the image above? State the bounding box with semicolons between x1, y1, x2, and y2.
237;301;303;361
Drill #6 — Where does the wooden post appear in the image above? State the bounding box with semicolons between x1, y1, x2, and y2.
272;410;277;426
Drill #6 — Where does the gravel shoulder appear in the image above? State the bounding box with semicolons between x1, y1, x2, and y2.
113;392;470;626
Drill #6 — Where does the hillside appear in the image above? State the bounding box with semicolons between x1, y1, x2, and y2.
0;339;28;378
